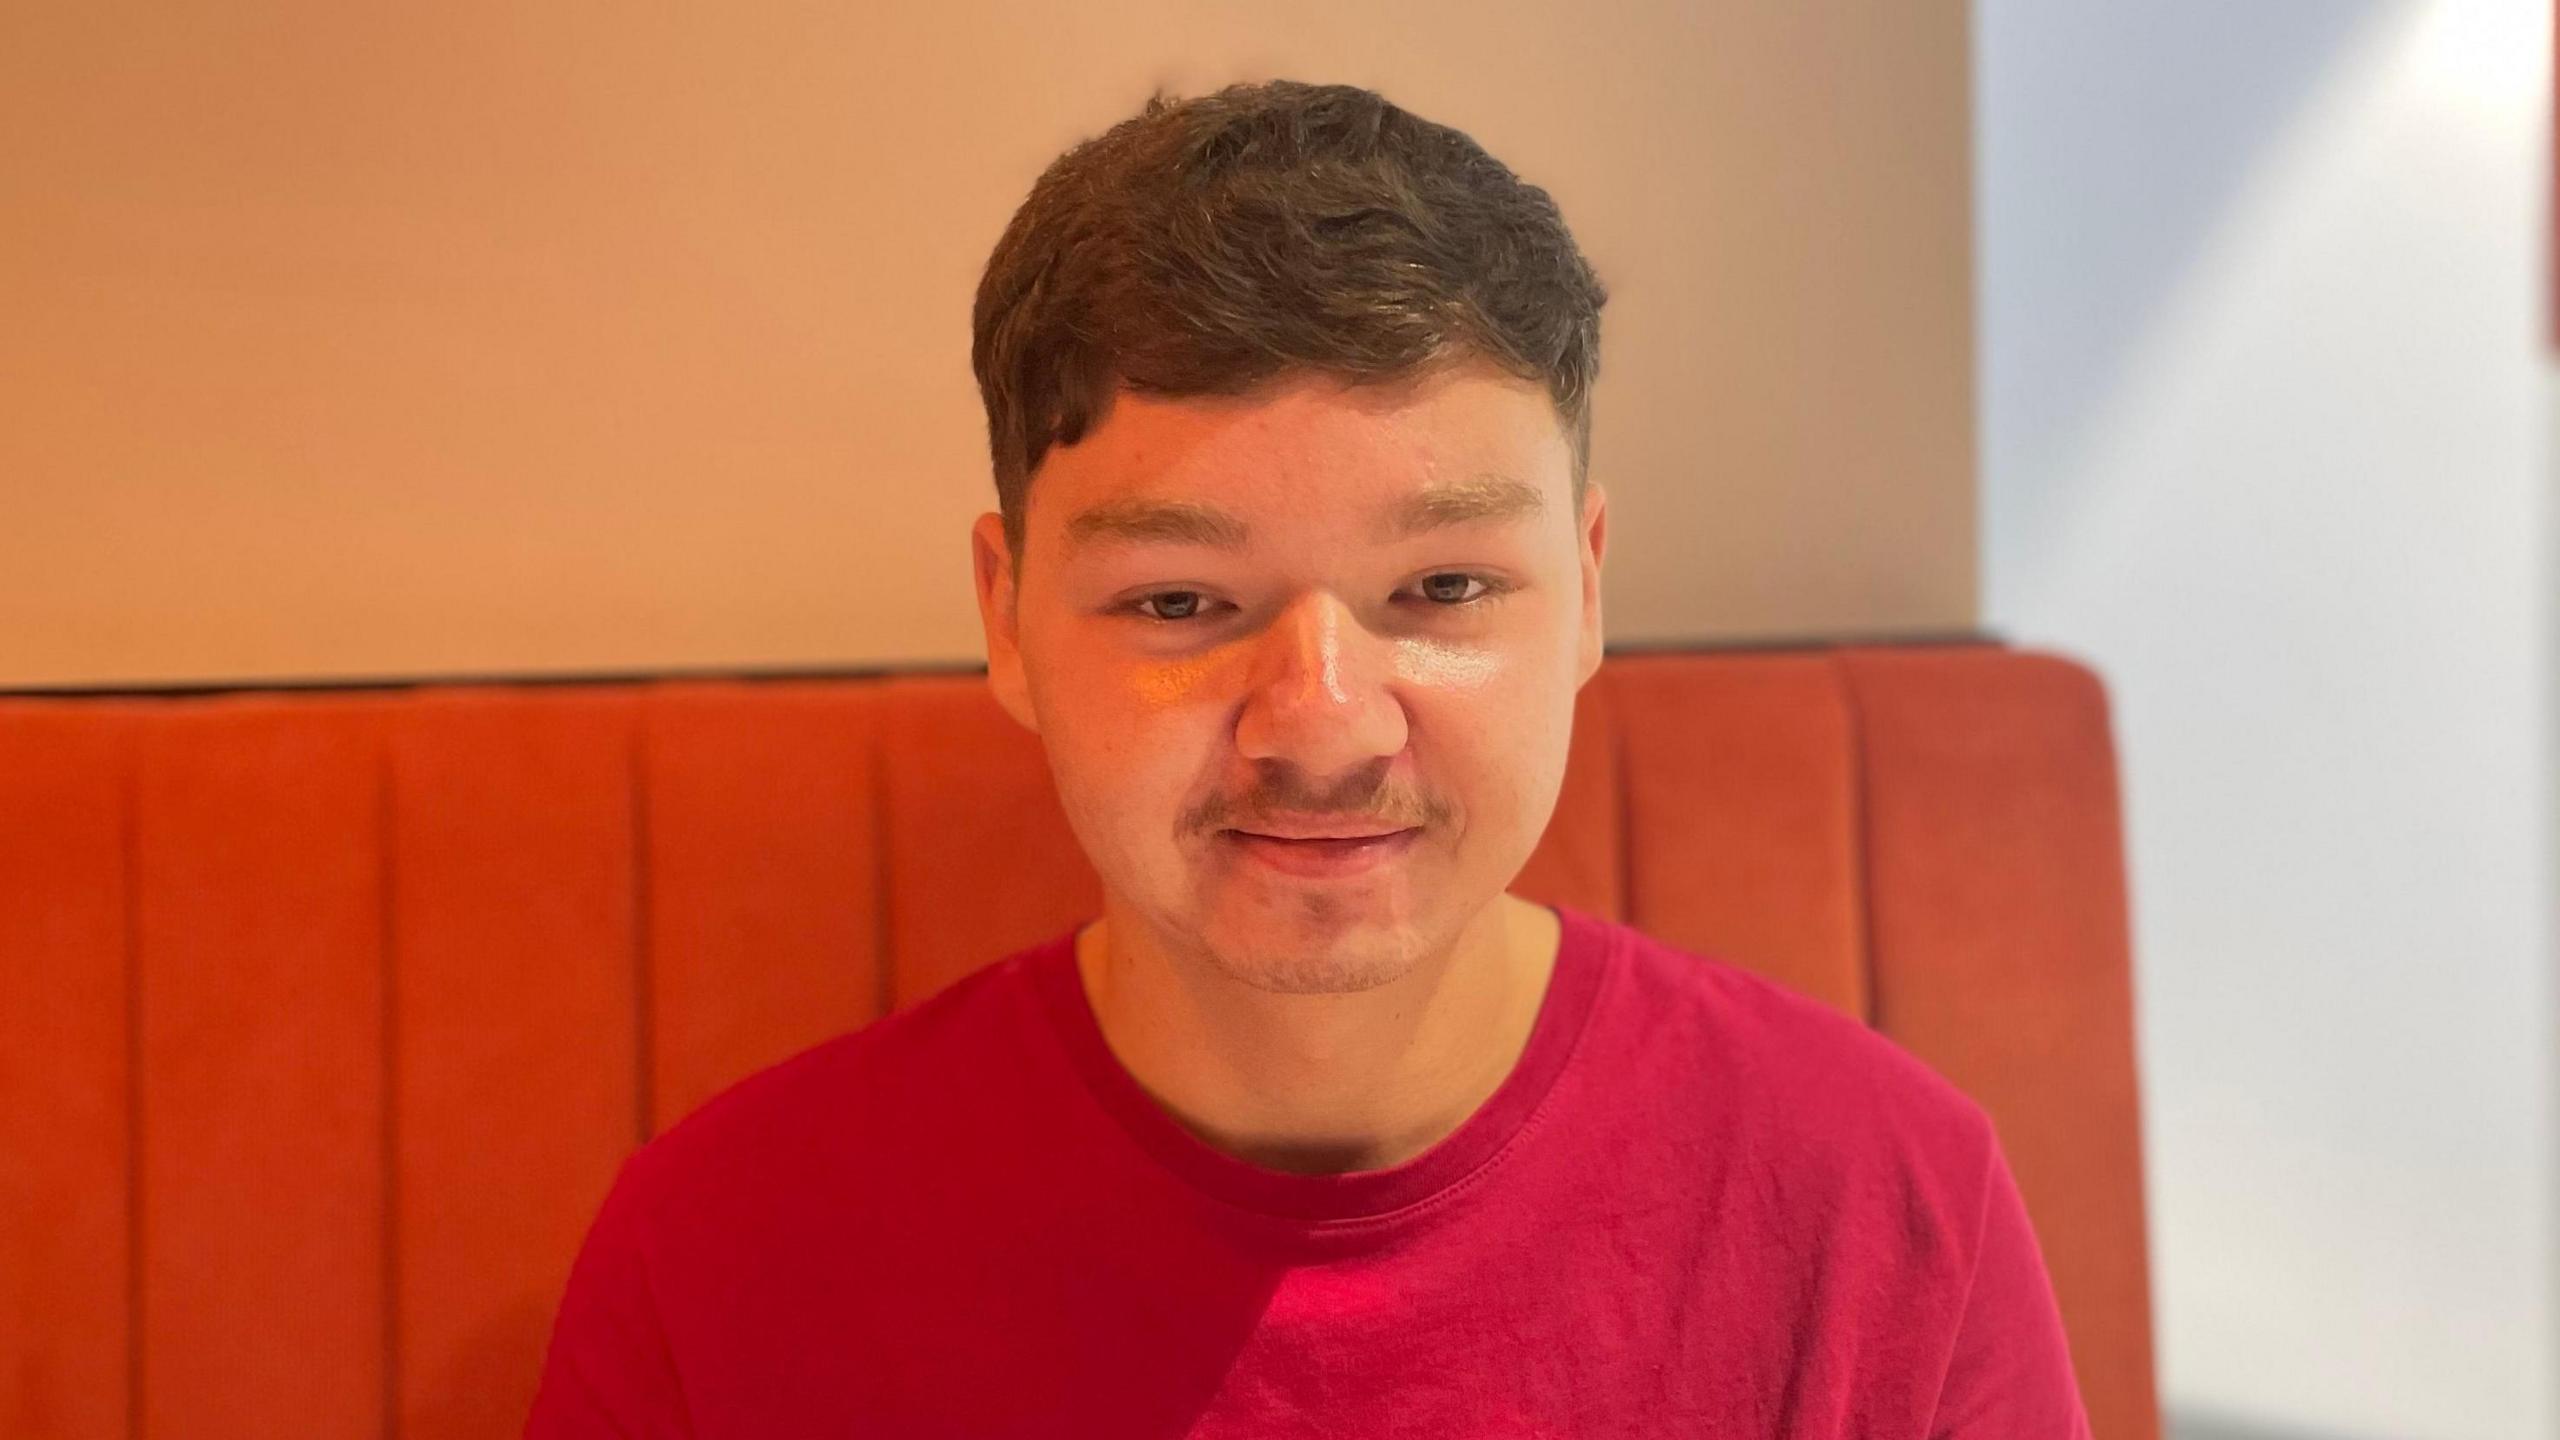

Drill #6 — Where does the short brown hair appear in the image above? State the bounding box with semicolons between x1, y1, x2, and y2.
970;79;1608;562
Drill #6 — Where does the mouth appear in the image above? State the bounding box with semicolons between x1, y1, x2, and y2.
1220;826;1422;879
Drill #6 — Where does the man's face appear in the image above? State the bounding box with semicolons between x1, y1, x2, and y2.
971;361;1607;994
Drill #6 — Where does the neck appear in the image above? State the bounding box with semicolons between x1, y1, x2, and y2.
1073;892;1562;1175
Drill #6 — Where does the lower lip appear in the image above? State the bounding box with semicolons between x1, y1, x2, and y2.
1223;828;1421;879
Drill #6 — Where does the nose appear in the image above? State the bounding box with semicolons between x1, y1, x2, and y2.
1232;590;1409;779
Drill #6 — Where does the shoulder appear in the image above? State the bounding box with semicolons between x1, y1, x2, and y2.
612;942;1058;1218
1584;913;1997;1192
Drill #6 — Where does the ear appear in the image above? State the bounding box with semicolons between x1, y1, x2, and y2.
1574;481;1608;688
970;512;1039;733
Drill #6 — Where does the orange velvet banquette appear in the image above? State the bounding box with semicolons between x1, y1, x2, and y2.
0;641;2159;1439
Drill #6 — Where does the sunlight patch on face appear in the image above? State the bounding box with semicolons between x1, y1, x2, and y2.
1130;648;1247;708
1317;606;1345;704
1393;637;1501;689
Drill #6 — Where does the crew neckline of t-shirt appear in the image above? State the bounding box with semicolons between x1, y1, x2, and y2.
1029;901;1619;1226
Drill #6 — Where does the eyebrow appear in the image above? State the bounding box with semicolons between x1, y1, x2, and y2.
1379;475;1547;542
1064;498;1251;553
1062;475;1546;556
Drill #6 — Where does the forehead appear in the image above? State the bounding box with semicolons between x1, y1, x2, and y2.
1027;365;1573;549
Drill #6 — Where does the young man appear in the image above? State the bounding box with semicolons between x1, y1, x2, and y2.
527;80;2093;1437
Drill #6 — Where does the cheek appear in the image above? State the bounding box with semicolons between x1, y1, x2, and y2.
1394;635;1573;737
1128;647;1252;710
1395;637;1576;826
1027;628;1240;738
1391;636;1502;690
1100;652;1249;813
1039;649;1241;831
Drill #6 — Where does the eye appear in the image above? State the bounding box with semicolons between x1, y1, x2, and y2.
1409;572;1503;606
1130;590;1216;622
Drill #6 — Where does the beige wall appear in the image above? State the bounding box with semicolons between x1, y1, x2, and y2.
0;1;1974;690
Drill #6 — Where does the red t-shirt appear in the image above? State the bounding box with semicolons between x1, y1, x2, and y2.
526;904;2094;1437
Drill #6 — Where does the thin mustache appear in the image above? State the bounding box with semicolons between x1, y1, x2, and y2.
1185;788;1451;836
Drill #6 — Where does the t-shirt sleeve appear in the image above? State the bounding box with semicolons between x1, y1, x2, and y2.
1928;1124;2097;1439
523;1159;694;1440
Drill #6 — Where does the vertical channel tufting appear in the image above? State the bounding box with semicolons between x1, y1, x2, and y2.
0;702;139;1440
1823;646;1885;1032
1607;665;1637;930
631;714;654;1148
134;696;388;1439
870;689;896;1024
640;681;885;1133
877;675;1100;1010
124;718;142;1440
1510;673;1623;918
388;687;639;1440
1605;652;1867;1015
377;731;400;1440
